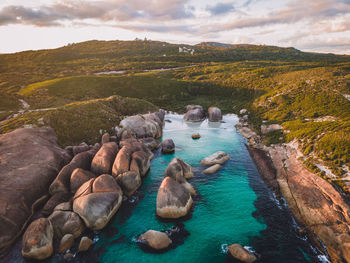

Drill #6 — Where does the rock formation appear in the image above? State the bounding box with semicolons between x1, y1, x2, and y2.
201;151;230;166
228;244;257;263
91;142;119;175
21;218;54;260
203;164;221;174
184;105;206;122
0;127;69;254
156;177;193;219
161;139;175;153
138;230;171;250
73;174;123;230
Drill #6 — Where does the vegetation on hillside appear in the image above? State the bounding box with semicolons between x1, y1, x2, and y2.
0;39;349;190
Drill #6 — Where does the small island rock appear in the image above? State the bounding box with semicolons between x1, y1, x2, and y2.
228;244;257;263
161;139;175;153
138;230;171;250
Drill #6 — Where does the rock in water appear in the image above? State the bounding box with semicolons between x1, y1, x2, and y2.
73;174;123;230
138;230;171;250
130;151;151;177
156;177;193;219
192;133;200;139
78;236;93;252
165;158;193;180
203;164;222;174
58;234;74;253
208;107;222;122
184;105;206;122
22;218;54;260
0;127;69;254
228;244;257;263
116;171;141;196
201;151;230;166
161;139;175;153
70;168;96;194
91;142;119;175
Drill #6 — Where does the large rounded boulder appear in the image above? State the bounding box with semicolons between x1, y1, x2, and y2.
184;105;206;122
130;151;151;177
156;177;193;219
161;139;175;153
165;158;193;181
138;230;171;251
116;171;141;196
119;111;163;139
0;127;70;254
73;174;123;230
49;149;97;195
208;107;222;122
112;146;133;177
48;209;85;239
91;142;119;175
22;218;54;260
70;168;96;194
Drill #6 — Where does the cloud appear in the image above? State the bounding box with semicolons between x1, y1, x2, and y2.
206;2;235;15
0;0;194;26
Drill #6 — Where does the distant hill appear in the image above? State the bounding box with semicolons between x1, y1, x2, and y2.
197;42;234;48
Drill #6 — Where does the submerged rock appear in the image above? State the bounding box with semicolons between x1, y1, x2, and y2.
161;139;175;153
22;218;54;260
201;151;230;166
0;127;69;254
73;174;123;230
208;107;222;122
138;230;171;250
156;177;193;219
203;164;221;174
228;244;257;263
91;142;119;175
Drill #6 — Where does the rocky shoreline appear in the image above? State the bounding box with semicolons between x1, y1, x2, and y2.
1;105;253;262
236;112;350;263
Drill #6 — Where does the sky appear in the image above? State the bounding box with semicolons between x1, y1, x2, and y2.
0;0;349;54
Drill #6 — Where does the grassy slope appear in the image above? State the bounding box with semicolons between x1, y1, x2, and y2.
1;40;350;187
0;95;157;146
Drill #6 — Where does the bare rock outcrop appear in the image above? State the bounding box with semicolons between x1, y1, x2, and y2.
0;127;70;254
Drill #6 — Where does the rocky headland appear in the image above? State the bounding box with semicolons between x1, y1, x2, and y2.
236;110;350;263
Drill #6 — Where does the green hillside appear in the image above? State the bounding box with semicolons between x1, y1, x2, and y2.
1;40;350;188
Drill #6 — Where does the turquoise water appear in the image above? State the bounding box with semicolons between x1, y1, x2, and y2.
5;114;328;263
97;114;266;263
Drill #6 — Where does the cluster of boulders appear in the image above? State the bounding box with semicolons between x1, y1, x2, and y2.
136;157;195;252
183;105;222;122
18;110;166;260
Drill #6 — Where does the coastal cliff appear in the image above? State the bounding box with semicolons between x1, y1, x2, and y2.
238;124;350;263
